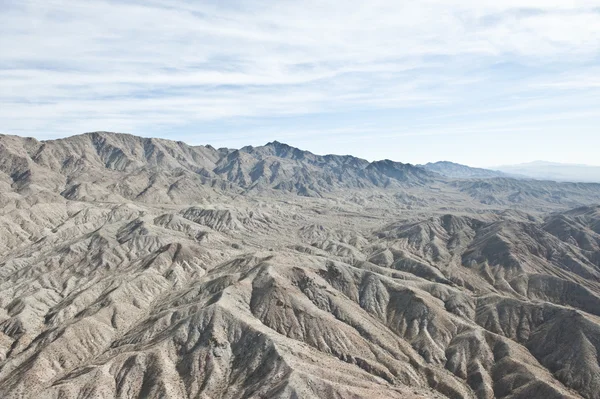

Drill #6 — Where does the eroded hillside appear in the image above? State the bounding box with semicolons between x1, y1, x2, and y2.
1;132;600;399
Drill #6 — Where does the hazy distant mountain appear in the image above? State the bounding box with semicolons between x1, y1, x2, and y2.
420;161;508;179
496;161;600;183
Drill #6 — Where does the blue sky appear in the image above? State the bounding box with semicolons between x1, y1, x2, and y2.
1;0;599;167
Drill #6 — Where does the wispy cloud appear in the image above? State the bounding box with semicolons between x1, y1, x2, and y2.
1;0;599;164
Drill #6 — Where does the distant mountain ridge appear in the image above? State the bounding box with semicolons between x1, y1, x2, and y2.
0;132;438;200
1;132;600;210
420;161;508;179
417;159;600;184
496;161;600;183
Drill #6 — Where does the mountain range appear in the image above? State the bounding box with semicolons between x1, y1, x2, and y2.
495;161;600;183
1;132;600;399
420;162;508;179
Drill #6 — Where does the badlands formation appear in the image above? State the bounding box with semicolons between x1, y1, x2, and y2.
1;132;600;399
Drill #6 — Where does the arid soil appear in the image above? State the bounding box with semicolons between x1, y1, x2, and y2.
1;132;600;399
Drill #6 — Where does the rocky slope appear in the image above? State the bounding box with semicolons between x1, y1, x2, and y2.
1;132;600;399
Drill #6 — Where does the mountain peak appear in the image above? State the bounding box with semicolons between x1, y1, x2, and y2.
265;140;286;147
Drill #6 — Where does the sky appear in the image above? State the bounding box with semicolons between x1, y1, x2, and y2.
1;0;599;167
